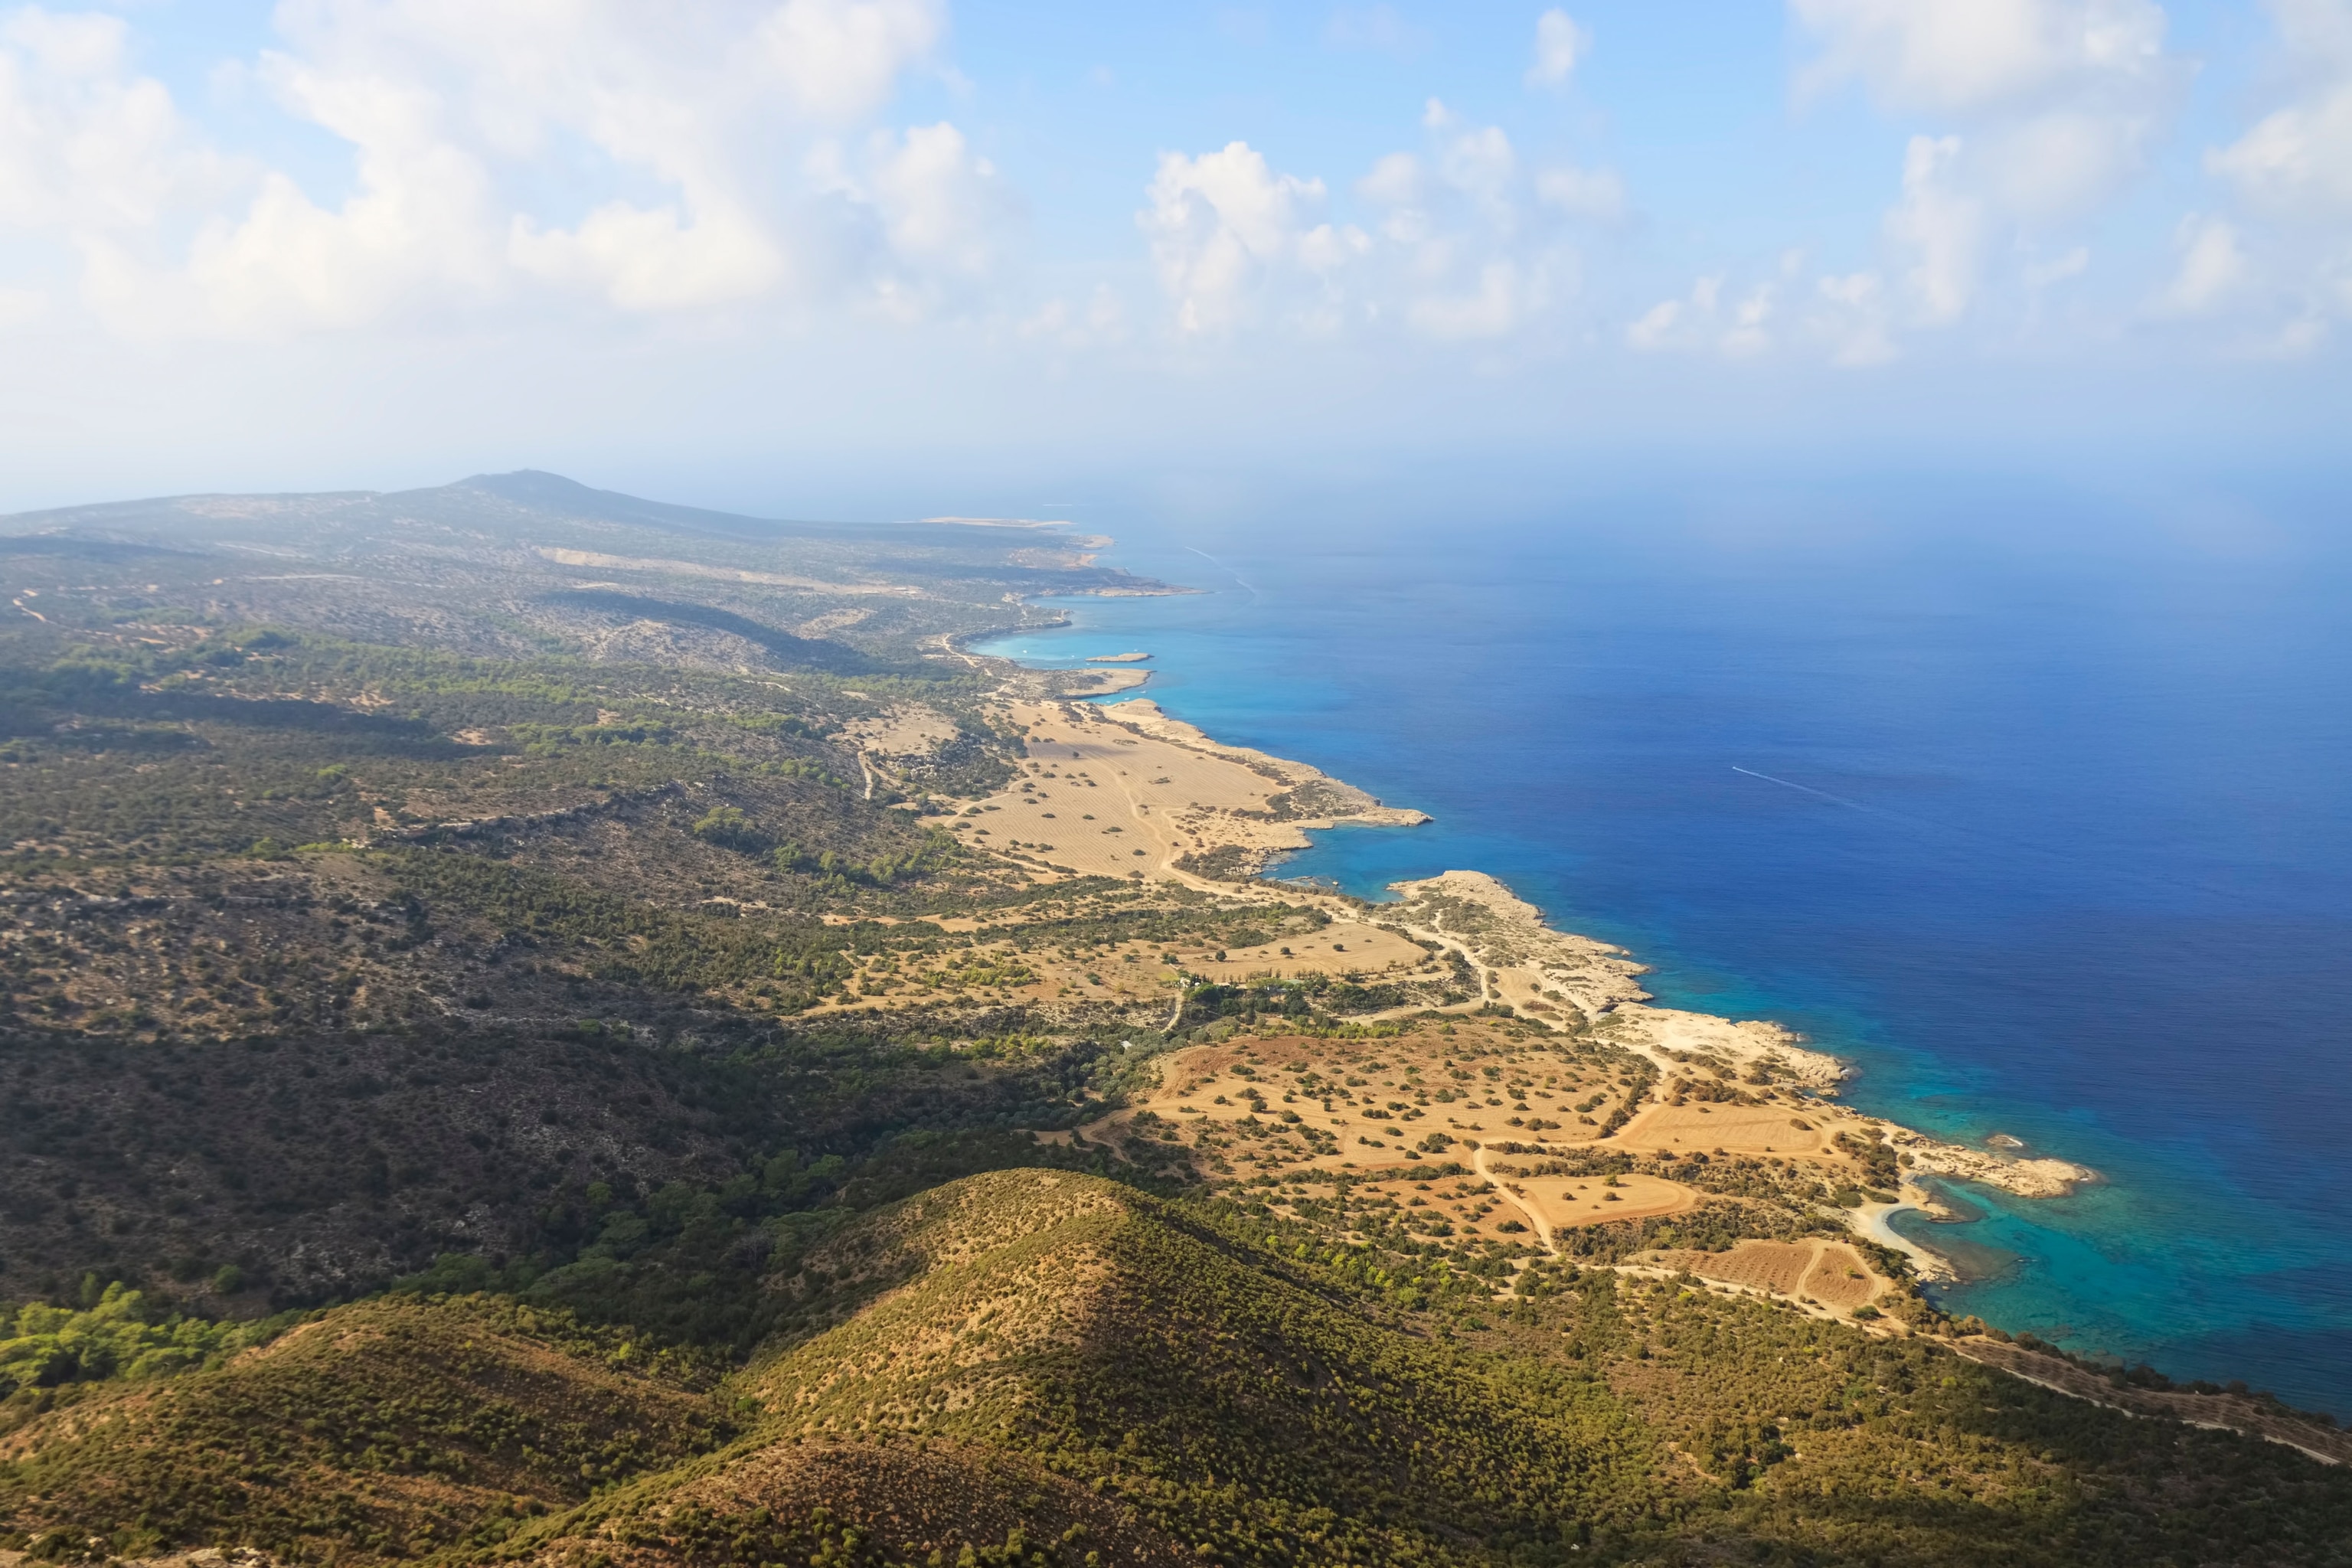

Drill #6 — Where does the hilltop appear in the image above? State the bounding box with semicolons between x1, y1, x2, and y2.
15;1171;2348;1568
1;1294;729;1563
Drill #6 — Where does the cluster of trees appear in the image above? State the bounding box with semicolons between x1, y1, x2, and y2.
0;1282;304;1400
1831;1128;1903;1196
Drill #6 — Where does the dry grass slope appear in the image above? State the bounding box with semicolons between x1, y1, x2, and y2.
532;1169;1652;1568
0;1298;728;1565
11;1174;2352;1568
501;1439;1191;1568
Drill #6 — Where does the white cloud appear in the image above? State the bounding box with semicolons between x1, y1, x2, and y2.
1787;0;2184;352
2263;313;2330;356
1795;0;2179;216
1141;142;1351;335
756;0;945;122
1324;5;1429;56
1979;108;2163;219
1534;164;1625;223
511;201;782;312
1145;101;1603;343
2021;245;2090;288
0;0;969;335
2207;1;2352;217
1526;9;1589;90
1019;282;1127;347
1625;295;1686;351
1811;270;1898;364
2154;214;2248;315
1773;1;2352;356
1358;151;1424;211
1625;273;1778;357
1629;255;1882;366
1353;103;1579;338
1792;0;2167;116
2210;92;2352;214
0;8;226;236
2166;3;2352;347
1722;283;1775;356
871;121;1011;277
1625;277;1717;352
1884;134;1981;321
164;35;511;332
1436;117;1518;225
1408;260;1534;340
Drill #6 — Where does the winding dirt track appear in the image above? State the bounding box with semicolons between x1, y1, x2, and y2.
1471;1146;1701;1254
1472;1145;1555;1253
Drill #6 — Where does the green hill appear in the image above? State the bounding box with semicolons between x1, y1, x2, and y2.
496;1437;1193;1568
0;1296;730;1565
7;1171;2352;1567
746;1170;1648;1564
488;1169;2352;1568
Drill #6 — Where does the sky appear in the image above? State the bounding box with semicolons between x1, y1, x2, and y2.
2;0;2349;516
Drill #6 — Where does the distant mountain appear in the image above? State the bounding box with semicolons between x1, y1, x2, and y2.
0;471;1076;550
439;469;805;539
0;472;1168;668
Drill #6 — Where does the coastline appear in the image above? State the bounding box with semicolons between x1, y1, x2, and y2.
965;554;2352;1434
950;667;2094;1290
927;607;2352;1454
1358;868;2094;1241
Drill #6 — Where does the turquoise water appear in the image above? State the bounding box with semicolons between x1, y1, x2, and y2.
975;482;2352;1418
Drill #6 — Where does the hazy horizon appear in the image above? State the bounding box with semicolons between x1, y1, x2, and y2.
4;1;2351;514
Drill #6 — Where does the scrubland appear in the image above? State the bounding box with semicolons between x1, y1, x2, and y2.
2;475;2345;1567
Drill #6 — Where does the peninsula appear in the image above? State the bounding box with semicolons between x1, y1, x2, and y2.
922;688;2093;1296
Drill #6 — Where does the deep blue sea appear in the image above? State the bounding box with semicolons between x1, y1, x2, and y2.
975;475;2352;1419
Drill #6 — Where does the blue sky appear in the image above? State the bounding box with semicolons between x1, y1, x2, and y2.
0;2;2347;515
